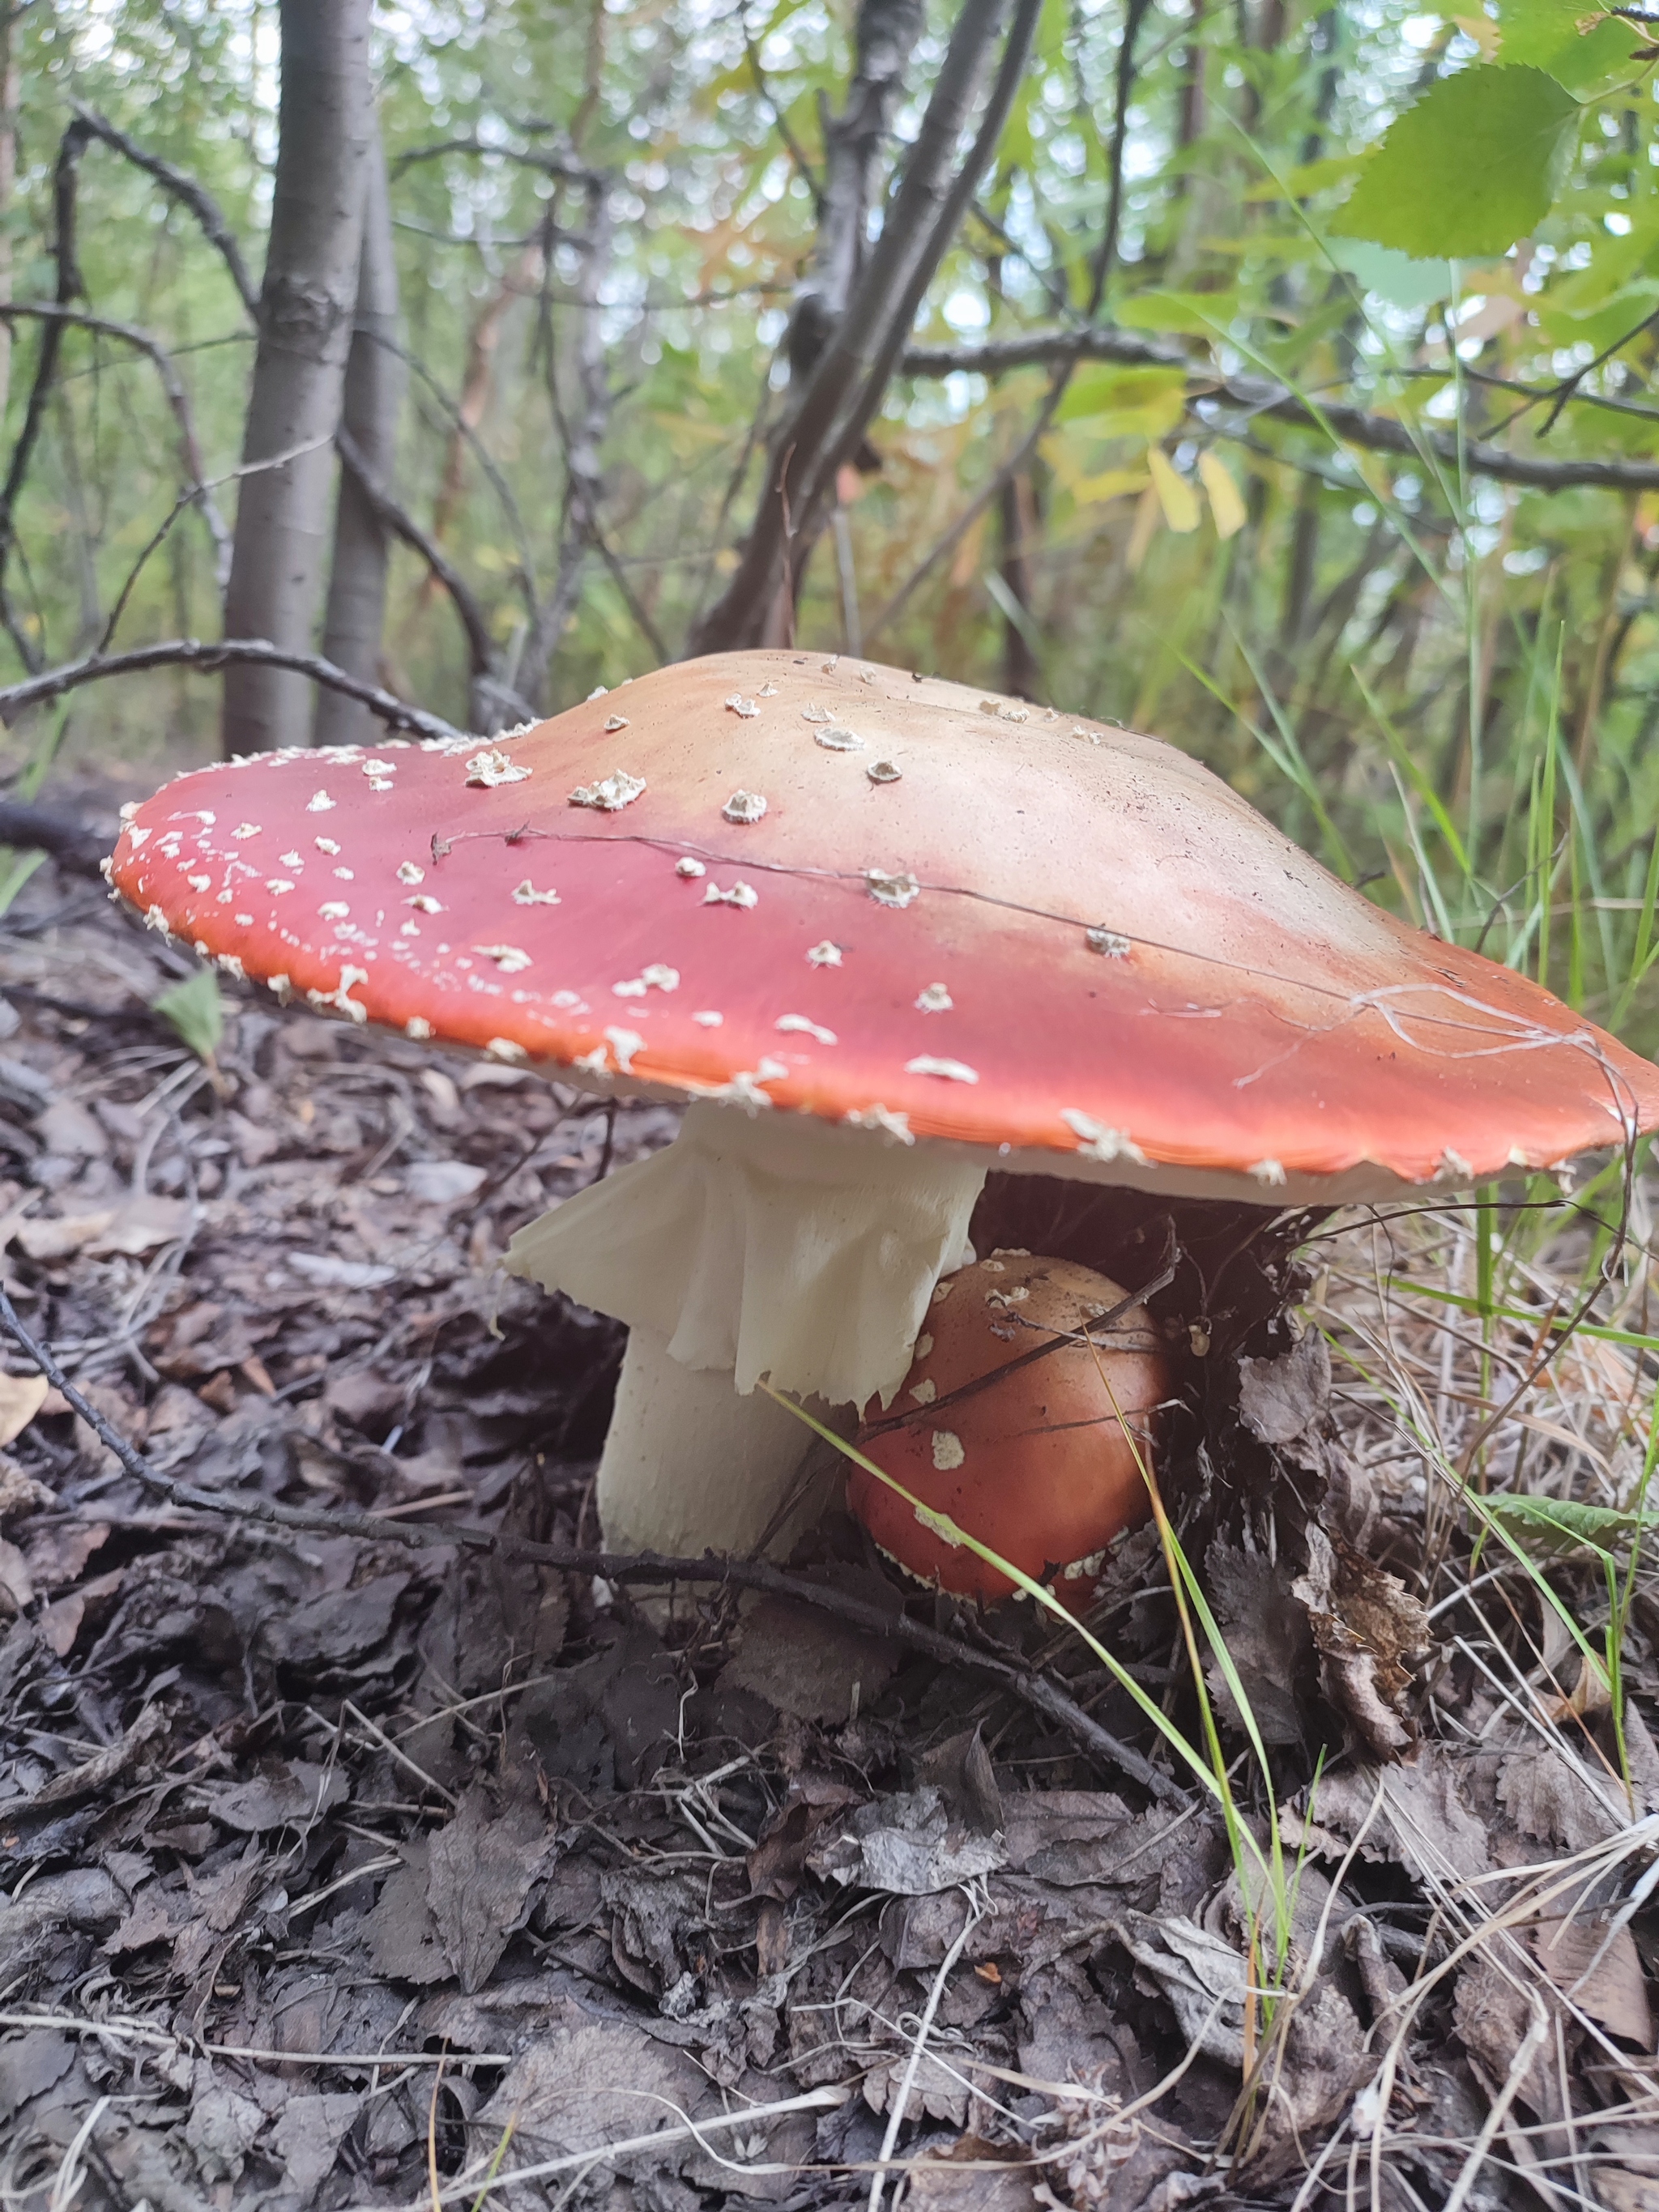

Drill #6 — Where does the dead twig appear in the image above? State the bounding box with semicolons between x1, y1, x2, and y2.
0;637;467;741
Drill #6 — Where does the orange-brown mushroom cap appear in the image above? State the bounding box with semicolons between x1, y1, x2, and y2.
108;650;1659;1200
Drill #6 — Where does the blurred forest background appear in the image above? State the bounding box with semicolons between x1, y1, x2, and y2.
3;0;1659;1051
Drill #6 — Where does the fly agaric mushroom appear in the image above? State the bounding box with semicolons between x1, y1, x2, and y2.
851;1251;1170;1609
107;651;1659;1567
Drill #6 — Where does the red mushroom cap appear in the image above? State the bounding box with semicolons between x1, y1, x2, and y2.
847;1251;1167;1607
108;650;1659;1198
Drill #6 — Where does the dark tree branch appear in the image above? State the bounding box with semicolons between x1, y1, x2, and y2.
336;426;495;679
690;0;1023;654
898;325;1659;494
0;301;231;581
69;100;259;318
390;134;595;185
0;117;92;662
0;637;466;741
0;799;109;876
0;1289;1188;1806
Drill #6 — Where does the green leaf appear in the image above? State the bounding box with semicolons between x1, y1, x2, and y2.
153;968;224;1063
1483;1491;1636;1556
1495;0;1636;89
1330;240;1456;308
1333;66;1580;259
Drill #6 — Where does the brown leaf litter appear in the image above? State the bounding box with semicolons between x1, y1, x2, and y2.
0;815;1658;2208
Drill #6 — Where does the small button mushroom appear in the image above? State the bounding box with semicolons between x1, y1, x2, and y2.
848;1254;1169;1613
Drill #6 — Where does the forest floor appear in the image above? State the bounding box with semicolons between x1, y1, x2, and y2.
2;801;1659;2212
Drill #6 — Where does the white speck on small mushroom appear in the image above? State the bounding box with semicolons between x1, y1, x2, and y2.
1440;1148;1473;1180
512;879;560;905
725;693;759;718
119;801;139;822
1248;1159;1287;1187
915;1334;933;1360
981;1259;1004;1272
603;714;629;732
801;704;833;725
406;894;444;914
315;837;340;854
487;1038;530;1063
268;974;292;1000
231;822;261;840
407;1016;433;1040
476;944;532;973
1060;1108;1148;1166
400;921;420;937
932;1431;966;1471
235;912;254;927
909;1379;936;1405
320;901;351;920
218;954;245;980
723;790;767;824
280;850;303;867
361;758;395;776
604;1027;644;1072
369;778;394;792
193;940;208;956
906;1055;979;1084
267;879;296;894
334;867;354;880
704;880;758;909
571;1046;609;1074
930;1281;954;1309
776;1014;836;1045
815;726;864;752
1072;726;1101;744
808;940;843;967
188;874;211;892
307;791;335;812
844;1102;914;1143
569;769;646;812
126;827;151;850
915;982;952;1012
465;748;533;789
866;868;920;908
866;759;902;783
706;1063;785;1112
397;861;424;885
758;682;778;696
692;1010;723;1027
552;990;584;1008
676;857;706;878
1086;927;1131;957
587;684;608;700
1507;1144;1532;1168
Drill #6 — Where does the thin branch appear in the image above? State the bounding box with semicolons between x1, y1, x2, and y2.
68;101;258;318
390;134;595;185
0;1289;1188;1808
0;300;231;582
743;17;827;216
0;637;467;741
335;425;497;681
867;0;1151;643
0;118;92;656
898;324;1659;494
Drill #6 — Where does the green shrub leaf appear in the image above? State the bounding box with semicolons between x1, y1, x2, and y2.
1334;66;1580;259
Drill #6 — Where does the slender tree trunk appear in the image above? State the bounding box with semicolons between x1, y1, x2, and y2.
0;13;16;425
316;121;403;748
220;0;373;757
997;467;1038;698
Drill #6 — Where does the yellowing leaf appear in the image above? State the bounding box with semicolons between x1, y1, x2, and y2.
1147;448;1201;534
1069;467;1152;506
1199;451;1247;539
1452;14;1503;58
1126;485;1161;572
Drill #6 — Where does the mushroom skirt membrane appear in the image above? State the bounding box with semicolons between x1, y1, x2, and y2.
109;650;1659;1562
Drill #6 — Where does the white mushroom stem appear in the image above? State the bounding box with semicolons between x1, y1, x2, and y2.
504;1102;984;1556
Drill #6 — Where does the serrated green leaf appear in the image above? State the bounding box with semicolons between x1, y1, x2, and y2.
1333;66;1580;259
153;968;224;1063
1495;0;1635;88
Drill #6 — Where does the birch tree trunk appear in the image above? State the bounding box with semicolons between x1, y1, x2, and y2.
315;121;403;749
220;0;373;757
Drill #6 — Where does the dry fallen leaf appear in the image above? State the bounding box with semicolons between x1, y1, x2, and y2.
0;1370;48;1447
